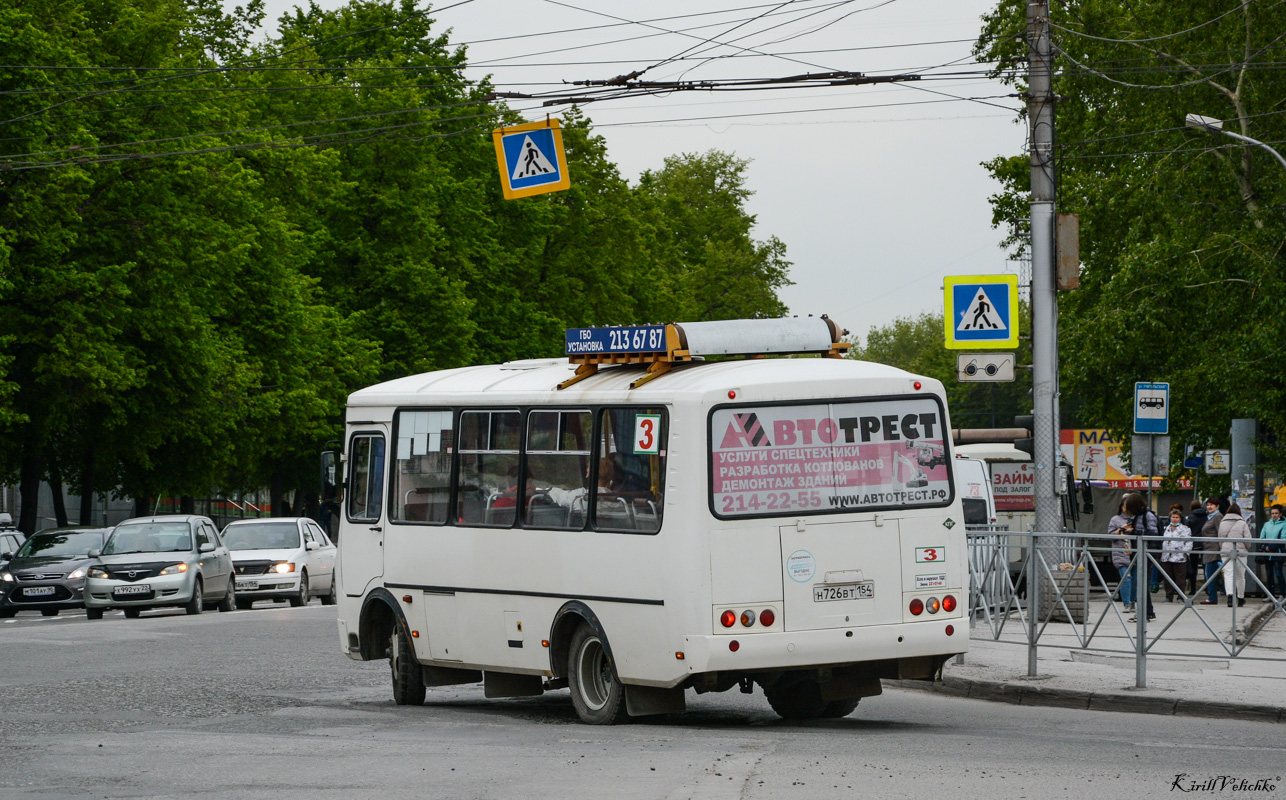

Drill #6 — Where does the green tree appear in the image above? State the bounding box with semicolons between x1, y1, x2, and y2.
975;0;1286;468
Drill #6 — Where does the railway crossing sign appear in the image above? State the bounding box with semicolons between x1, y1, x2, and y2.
492;118;571;200
1133;381;1169;434
943;275;1019;349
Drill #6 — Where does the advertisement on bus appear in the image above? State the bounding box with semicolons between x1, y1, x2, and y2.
709;397;952;518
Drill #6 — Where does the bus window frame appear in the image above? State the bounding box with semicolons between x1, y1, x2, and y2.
456;408;523;529
705;393;955;522
346;430;387;524
388;407;457;528
590;406;668;537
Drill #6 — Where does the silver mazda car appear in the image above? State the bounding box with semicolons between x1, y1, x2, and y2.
84;515;235;619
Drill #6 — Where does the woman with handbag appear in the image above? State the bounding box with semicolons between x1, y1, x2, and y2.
1218;503;1252;607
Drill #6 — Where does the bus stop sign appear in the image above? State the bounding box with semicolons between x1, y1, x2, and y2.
1134;381;1169;434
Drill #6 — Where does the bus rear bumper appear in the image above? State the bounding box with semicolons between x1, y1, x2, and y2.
682;618;966;675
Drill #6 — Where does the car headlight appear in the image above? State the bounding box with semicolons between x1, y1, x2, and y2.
88;566;109;579
0;570;12;583
271;562;295;574
67;567;87;580
158;563;190;576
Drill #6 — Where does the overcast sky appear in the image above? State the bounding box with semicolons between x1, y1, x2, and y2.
242;0;1022;342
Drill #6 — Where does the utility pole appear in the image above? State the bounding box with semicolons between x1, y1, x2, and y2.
1027;0;1059;535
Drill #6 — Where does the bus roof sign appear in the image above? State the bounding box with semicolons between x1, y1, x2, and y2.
561;318;852;391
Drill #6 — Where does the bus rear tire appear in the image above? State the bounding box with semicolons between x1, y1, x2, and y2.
821;698;860;718
567;625;628;725
765;679;828;720
390;624;425;706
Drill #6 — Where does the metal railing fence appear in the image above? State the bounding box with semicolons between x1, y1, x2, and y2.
967;529;1286;688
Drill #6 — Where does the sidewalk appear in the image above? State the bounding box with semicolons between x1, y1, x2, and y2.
890;592;1286;723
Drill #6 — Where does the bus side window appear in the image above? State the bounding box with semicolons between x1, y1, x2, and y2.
593;408;666;534
457;410;521;527
523;410;592;530
348;434;386;523
392;410;454;525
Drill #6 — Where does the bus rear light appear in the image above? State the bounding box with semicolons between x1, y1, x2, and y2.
720;610;736;628
759;609;775;627
942;595;957;613
740;610;756;627
729;640;740;652
909;598;924;616
913;381;922;390
945;625;955;636
728;390;737;399
926;597;941;614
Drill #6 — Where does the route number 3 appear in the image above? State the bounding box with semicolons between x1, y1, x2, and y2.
634;414;661;455
915;547;943;563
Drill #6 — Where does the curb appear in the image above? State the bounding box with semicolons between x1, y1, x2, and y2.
887;600;1284;723
887;676;1285;723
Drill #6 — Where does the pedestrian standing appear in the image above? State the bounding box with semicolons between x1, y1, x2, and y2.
1183;500;1207;595
1123;492;1158;621
1198;497;1225;605
1109;498;1135;612
1160;505;1192;602
1259;504;1286;599
1219;503;1251;607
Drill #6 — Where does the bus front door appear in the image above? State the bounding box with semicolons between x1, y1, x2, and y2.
340;428;388;597
779;519;904;631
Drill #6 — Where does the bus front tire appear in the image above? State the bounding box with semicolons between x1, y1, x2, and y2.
390;624;426;706
821;698;860;718
765;679;830;720
567;625;628;725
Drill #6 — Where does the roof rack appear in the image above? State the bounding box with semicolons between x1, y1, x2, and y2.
559;316;851;390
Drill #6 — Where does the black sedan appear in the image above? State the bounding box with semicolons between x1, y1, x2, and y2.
0;527;113;617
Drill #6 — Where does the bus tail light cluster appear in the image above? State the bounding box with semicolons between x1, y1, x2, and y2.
909;594;957;616
718;606;778;630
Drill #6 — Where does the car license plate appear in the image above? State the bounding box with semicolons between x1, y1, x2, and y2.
813;581;874;602
113;584;151;596
23;586;56;597
236;580;258;591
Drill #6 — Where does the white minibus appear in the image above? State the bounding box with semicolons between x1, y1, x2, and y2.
329;318;967;724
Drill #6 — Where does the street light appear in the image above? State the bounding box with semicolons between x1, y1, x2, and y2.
1185;113;1286;172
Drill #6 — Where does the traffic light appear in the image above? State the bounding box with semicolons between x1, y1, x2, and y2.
1014;414;1034;457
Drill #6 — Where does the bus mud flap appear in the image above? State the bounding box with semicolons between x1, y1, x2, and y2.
423;665;482;687
820;673;883;702
625;685;686;717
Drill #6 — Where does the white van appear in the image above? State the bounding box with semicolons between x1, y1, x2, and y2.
952;456;997;527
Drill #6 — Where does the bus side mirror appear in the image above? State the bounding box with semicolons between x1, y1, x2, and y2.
320;451;341;505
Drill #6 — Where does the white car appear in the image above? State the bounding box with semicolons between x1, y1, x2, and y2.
222;518;337;609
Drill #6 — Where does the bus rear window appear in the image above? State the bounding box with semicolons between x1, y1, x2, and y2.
709;398;952;519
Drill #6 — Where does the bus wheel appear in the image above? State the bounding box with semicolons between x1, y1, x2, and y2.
821;698;860;718
567;625;628;725
764;679;828;720
389;623;425;706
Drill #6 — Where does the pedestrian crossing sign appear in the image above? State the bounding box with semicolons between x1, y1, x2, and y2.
943;274;1019;349
492;118;571;200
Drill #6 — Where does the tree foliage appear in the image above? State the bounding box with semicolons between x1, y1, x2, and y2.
975;0;1286;468
850;311;1032;430
0;0;792;530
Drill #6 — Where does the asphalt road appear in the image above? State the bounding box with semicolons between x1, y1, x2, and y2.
2;604;1281;800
